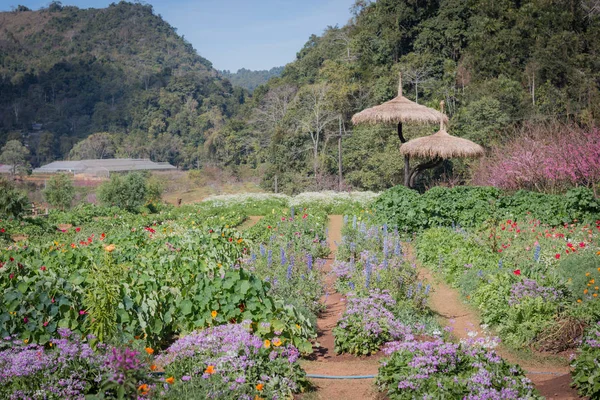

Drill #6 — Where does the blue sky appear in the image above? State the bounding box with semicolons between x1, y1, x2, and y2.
0;0;355;71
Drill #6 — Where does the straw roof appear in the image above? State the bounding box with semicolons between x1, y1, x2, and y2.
351;74;448;125
400;123;484;159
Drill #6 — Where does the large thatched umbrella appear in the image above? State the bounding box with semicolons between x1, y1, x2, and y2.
400;118;484;187
351;73;448;186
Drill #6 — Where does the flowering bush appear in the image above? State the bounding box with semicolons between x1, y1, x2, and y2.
571;322;600;399
472;123;600;192
156;322;308;400
377;333;542;399
333;290;416;355
0;328;151;400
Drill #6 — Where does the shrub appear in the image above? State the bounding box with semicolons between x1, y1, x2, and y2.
97;173;148;211
156;322;308;400
571;322;600;399
377;335;542;399
44;173;75;210
0;328;152;399
0;178;29;218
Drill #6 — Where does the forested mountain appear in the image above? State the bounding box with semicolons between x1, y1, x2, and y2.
214;0;600;193
220;67;284;92
0;1;246;168
2;0;600;193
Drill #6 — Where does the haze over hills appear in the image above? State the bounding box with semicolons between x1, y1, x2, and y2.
219;67;284;92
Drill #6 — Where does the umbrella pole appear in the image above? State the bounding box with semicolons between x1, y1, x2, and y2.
397;122;410;187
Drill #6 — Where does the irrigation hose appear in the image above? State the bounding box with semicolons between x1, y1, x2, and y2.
153;371;564;380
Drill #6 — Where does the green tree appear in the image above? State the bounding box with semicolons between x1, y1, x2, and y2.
0;179;29;218
44;173;75;210
0;140;30;177
97;172;148;211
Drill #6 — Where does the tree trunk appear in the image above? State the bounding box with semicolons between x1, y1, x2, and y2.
408;158;443;188
397;122;410;187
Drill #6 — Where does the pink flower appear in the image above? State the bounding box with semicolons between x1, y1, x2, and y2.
40;266;46;271
43;321;49;327
9;274;14;279
555;254;561;259
79;310;86;315
75;227;81;232
23;317;28;323
579;242;585;248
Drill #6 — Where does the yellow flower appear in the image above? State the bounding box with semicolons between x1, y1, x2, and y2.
295;324;301;329
23;339;28;344
577;299;582;303
104;244;116;253
165;376;175;385
586;272;591;277
211;310;217;319
264;339;271;349
272;338;282;347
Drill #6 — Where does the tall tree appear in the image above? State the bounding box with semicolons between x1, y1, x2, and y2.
0;140;30;176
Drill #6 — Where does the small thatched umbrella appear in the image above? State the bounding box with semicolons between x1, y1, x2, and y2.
351;73;448;186
400;118;484;187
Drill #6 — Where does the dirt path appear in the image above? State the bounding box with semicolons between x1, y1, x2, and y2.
301;215;381;400
414;247;582;400
238;215;263;230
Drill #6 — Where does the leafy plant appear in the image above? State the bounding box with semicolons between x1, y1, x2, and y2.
571;322;600;399
44;173;75;210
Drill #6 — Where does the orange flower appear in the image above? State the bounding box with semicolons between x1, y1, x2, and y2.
205;365;215;374
594;293;598;298
256;383;264;391
104;244;116;253
584;289;589;294
138;384;149;395
254;396;264;400
237;238;243;244
211;310;217;319
586;272;591;277
577;299;582;303
145;347;154;355
165;376;175;385
150;364;158;371
591;279;596;284
264;339;271;349
272;338;282;347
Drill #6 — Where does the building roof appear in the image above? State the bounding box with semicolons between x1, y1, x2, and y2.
33;158;176;174
0;164;13;174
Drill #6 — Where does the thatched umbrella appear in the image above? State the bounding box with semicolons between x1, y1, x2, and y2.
351;73;448;186
400;118;484;187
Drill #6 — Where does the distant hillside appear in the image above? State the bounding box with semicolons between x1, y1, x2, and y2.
0;1;247;168
220;67;284;92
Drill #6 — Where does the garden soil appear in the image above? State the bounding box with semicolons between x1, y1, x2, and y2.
301;215;382;400
413;247;583;400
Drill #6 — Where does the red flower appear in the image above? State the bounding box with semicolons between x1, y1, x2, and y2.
23;317;28;323
10;257;14;262
303;214;308;219
0;228;4;233
555;254;561;259
513;269;521;276
281;217;286;221
9;274;14;279
40;266;46;271
567;242;574;248
75;227;81;232
267;226;272;229
579;242;585;248
228;237;233;242
43;321;49;327
498;249;503;253
71;243;76;248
